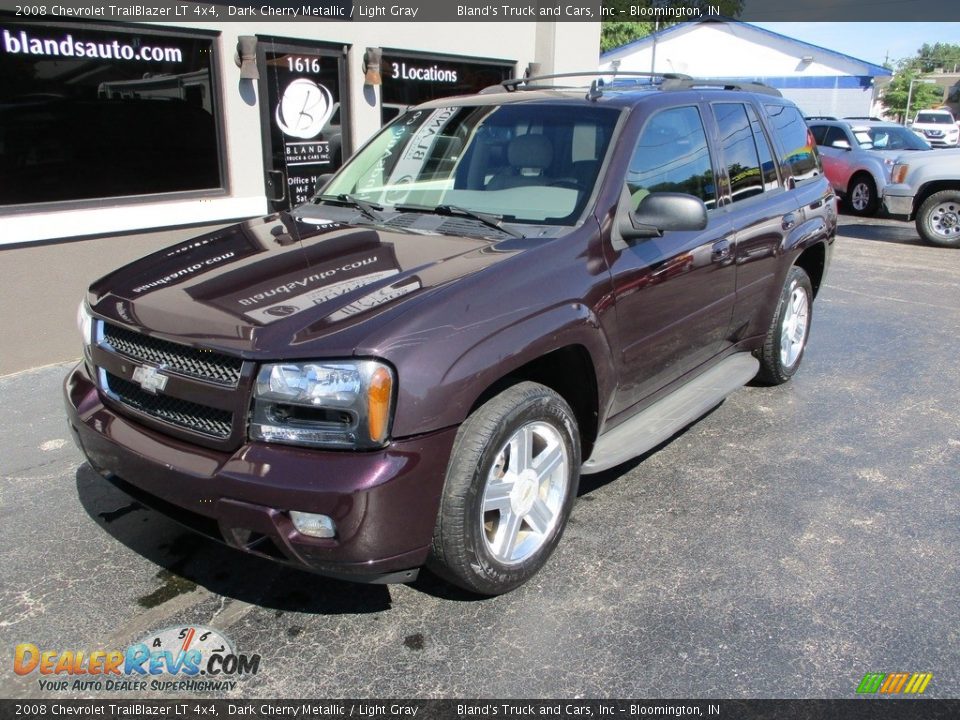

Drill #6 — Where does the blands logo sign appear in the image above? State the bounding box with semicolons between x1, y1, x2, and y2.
856;672;933;695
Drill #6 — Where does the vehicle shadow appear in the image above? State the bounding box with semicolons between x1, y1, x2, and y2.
75;401;729;607
838;219;923;245
75;464;393;615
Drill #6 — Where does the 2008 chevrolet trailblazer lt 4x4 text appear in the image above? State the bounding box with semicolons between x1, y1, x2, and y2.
66;73;836;595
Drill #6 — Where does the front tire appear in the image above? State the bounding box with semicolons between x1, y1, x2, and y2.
756;266;813;385
915;190;960;248
428;382;580;595
847;174;878;216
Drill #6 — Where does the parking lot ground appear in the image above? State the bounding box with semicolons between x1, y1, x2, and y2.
1;216;958;699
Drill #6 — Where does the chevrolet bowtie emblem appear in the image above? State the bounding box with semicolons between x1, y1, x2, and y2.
132;365;168;394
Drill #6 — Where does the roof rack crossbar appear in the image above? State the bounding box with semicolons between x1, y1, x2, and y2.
660;78;783;97
480;73;783;98
482;70;693;94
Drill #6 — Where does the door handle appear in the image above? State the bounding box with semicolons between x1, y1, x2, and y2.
782;213;797;231
267;170;287;203
712;239;732;263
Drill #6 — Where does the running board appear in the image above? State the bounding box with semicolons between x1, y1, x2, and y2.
581;353;759;474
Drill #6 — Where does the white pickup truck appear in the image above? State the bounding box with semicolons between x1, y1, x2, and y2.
883;149;960;248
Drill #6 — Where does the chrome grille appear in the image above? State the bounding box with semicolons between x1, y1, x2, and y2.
103;371;233;439
102;323;243;386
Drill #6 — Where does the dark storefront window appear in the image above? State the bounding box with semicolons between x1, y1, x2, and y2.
258;40;346;210
380;52;513;124
0;21;222;206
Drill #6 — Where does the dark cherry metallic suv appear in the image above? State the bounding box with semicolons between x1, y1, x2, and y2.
65;73;836;595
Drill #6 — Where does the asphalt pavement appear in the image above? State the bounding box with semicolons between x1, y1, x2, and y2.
1;215;958;699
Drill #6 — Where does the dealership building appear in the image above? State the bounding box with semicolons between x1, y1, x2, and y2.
1;17;598;245
600;20;892;120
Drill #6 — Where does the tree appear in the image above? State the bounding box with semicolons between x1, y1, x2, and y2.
601;21;654;53
600;0;745;54
913;43;960;73
881;65;944;122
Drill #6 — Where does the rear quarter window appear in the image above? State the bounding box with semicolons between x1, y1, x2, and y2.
764;104;821;183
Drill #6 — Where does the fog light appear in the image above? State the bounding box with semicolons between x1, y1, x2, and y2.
290;511;336;538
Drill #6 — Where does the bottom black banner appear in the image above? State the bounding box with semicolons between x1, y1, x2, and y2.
2;700;960;720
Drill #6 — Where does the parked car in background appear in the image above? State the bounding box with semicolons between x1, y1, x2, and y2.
909;109;959;148
884;148;960;247
808;119;931;216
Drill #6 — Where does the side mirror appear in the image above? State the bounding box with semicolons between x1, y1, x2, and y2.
314;173;335;194
906;120;913;127
831;139;851;150
620;192;708;240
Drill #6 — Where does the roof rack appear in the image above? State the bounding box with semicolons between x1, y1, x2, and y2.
480;72;783;100
805;115;839;121
660;78;783;97
480;71;693;95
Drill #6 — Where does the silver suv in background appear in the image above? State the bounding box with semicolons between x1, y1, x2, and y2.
910;109;959;148
808;119;931;216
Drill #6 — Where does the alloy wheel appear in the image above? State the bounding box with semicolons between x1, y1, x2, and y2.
780;284;810;369
481;421;569;565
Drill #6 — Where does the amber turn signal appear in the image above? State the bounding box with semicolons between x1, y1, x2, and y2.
367;366;393;444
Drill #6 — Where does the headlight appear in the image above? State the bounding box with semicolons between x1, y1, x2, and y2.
76;301;94;348
250;360;395;449
891;163;909;184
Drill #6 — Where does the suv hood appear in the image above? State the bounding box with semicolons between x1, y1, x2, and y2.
89;211;522;356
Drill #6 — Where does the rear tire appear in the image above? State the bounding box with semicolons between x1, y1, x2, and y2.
755;266;813;385
847;174;878;216
428;382;580;596
915;190;960;248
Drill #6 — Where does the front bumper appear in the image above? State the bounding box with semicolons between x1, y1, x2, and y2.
882;184;915;220
65;362;456;582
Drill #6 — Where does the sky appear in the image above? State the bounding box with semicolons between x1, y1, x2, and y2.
751;23;960;68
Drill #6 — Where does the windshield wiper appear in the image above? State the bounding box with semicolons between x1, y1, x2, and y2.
316;193;384;221
396;203;524;239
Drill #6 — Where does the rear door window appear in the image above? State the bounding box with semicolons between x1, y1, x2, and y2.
713;103;764;203
746;105;780;190
763;104;821;183
809;125;829;145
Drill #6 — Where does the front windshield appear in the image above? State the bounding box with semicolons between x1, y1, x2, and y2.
915;112;953;124
854;126;930;151
321;103;620;225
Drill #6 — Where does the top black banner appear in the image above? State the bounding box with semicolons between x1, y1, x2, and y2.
0;0;955;22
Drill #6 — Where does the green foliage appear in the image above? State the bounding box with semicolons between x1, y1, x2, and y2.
913;43;960;73
880;42;960;121
881;67;945;121
601;22;654;53
600;1;745;54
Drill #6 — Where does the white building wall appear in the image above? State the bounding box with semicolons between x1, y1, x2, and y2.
599;23;880;120
782;87;876;119
5;21;599;245
600;23;870;78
